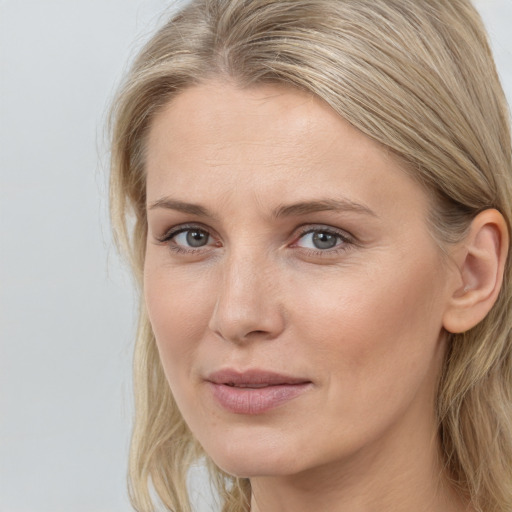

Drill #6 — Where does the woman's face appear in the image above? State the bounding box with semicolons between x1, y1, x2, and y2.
144;81;455;478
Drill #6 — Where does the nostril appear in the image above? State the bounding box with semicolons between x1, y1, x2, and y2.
208;284;286;343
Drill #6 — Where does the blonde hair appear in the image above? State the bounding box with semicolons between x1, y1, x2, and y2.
109;1;512;511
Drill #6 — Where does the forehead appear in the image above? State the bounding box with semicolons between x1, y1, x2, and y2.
147;80;386;169
144;80;430;220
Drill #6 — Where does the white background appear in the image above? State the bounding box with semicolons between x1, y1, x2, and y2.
1;1;511;511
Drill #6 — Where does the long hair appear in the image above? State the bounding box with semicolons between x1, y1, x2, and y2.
109;1;512;510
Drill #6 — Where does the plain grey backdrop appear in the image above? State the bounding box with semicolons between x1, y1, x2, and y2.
1;1;511;511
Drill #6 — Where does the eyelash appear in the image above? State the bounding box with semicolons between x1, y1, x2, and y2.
156;224;218;255
291;226;354;255
156;224;355;256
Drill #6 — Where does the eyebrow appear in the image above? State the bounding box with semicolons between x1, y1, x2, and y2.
148;197;216;218
272;198;378;219
148;196;377;219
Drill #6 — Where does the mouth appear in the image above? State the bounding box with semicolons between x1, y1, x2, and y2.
205;369;312;415
224;382;276;388
207;368;310;386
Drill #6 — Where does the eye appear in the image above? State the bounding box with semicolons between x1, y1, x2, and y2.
157;225;218;252
174;228;212;248
294;228;350;251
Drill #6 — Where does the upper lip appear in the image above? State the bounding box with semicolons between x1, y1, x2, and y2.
206;369;311;387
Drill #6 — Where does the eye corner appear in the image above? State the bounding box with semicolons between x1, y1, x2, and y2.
151;222;221;255
289;224;357;256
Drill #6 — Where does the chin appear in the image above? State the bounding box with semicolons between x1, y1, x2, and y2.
213;453;305;479
198;426;315;478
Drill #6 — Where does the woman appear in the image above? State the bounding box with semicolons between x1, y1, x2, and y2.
109;0;512;511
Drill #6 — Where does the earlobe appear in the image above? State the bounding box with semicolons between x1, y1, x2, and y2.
442;209;509;334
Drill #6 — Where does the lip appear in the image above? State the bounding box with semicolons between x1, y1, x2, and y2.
205;369;312;415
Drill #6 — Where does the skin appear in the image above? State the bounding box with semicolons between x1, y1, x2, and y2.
144;80;471;511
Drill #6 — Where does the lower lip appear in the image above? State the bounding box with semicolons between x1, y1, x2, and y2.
207;382;311;415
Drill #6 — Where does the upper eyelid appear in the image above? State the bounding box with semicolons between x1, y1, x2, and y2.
156;223;216;242
154;222;355;246
294;224;354;240
297;225;346;235
155;225;218;254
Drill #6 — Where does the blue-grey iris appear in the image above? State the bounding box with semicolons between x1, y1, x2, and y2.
312;232;338;249
187;230;209;247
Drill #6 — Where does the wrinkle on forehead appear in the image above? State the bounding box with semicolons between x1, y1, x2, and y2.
145;79;429;226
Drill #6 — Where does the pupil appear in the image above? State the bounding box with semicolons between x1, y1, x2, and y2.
186;230;208;247
312;232;337;249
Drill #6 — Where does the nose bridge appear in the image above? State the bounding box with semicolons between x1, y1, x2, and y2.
208;243;285;343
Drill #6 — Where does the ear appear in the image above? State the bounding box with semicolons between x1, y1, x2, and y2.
443;209;509;334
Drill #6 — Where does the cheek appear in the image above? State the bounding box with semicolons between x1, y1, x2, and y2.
143;258;216;381
290;253;446;389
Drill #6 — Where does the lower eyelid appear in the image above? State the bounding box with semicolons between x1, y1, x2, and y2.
157;225;210;242
295;229;349;244
155;224;353;253
175;229;213;246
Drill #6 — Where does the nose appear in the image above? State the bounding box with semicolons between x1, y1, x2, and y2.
208;250;286;344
